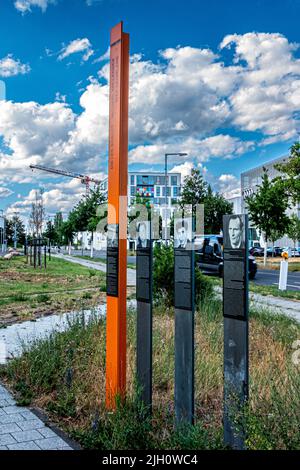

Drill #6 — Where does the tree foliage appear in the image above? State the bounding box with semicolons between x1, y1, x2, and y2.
245;170;290;249
180;169;233;233
275;142;300;204
5;216;26;246
287;214;300;252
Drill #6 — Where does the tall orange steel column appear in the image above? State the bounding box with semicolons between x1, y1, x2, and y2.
105;22;130;408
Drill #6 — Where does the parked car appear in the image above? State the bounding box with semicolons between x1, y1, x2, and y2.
267;246;282;257
291;247;300;257
249;246;264;257
195;234;257;280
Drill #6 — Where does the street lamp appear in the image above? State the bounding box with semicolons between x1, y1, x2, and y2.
164;152;188;243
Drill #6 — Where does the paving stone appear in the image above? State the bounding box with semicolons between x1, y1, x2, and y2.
0;413;25;424
7;441;41;451
0;434;16;446
2;406;28;415
37;427;58;438
21;410;37;420
35;437;71;450
17;419;45;431
0;423;22;435
0;399;15;407
12;429;44;443
0;392;11;400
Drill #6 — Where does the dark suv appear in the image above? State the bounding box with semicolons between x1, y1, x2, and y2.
195;234;257;280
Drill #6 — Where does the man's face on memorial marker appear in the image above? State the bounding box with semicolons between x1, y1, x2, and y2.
139;224;146;242
228;217;242;248
178;226;187;246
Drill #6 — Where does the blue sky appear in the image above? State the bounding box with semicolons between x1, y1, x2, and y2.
1;0;300;219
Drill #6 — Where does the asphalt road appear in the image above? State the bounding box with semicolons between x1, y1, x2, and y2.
254;268;300;291
59;248;300;291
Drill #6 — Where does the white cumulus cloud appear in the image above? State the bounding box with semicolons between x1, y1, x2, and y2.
14;0;56;13
0;55;30;78
58;38;94;62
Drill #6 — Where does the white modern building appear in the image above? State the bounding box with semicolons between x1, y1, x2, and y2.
241;155;300;248
76;171;183;251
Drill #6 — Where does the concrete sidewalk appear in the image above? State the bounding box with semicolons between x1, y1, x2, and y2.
53;253;136;286
215;286;300;322
0;383;73;450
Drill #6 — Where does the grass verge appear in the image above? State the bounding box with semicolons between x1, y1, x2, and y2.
0;257;106;326
1;297;300;450
209;275;300;301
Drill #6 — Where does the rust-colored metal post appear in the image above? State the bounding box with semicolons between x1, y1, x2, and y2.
105;22;129;409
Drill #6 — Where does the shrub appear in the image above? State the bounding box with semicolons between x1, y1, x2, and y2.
36;294;50;303
153;243;214;307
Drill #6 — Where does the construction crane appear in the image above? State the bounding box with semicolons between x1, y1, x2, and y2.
29;164;105;194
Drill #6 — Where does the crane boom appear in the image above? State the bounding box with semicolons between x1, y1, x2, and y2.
29;164;102;187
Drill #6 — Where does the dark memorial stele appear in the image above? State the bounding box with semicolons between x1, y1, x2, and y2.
223;216;248;321
136;221;153;409
136;246;152;302
223;214;249;450
174;249;193;311
106;224;119;297
174;217;195;425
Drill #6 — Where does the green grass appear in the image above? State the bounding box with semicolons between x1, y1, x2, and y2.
0;257;104;300
249;282;300;301
256;259;300;272
2;297;300;450
208;274;300;301
0;257;106;323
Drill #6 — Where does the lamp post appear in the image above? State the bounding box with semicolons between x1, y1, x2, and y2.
164;153;187;243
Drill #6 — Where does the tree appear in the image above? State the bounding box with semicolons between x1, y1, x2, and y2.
5;216;26;247
54;212;64;245
61;212;77;255
204;185;233;234
180;169;208;208
275;142;300;204
180;169;233;234
29;189;45;236
246;170;290;265
43;220;57;244
287;214;300;256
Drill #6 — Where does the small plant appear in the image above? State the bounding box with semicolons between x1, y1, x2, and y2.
82;291;92;300
153;243;214;307
36;294;50;303
12;293;27;302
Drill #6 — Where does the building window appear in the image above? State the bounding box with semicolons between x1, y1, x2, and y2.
130;186;136;196
173;186;178;197
130;175;135;185
156;186;161;197
171;175;177;186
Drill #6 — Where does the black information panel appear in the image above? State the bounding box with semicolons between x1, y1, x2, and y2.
223;215;248;321
174;248;194;312
106;224;119;297
136;246;152;303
